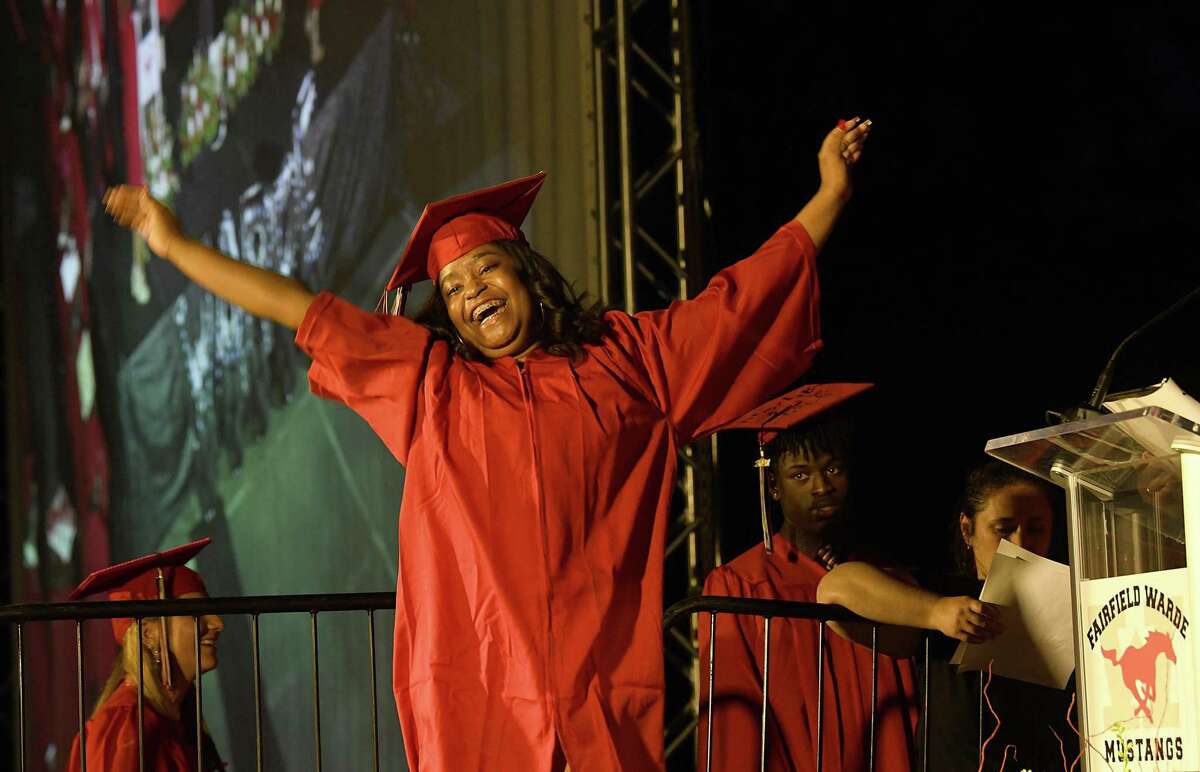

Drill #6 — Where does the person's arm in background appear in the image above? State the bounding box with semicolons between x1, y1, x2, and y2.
816;561;1003;657
104;186;315;329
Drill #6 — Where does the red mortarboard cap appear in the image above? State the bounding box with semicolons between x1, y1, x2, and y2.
68;537;211;641
720;383;874;446
385;171;547;291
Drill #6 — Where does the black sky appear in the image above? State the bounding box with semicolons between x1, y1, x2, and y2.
694;3;1200;565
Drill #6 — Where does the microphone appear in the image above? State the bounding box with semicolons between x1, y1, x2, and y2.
1052;283;1200;424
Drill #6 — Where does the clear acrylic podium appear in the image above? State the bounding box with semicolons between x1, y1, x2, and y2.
986;407;1199;770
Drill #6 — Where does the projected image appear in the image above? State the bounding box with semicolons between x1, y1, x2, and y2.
9;1;594;769
108;6;411;768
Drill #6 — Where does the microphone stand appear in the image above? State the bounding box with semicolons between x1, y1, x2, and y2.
1051;282;1200;425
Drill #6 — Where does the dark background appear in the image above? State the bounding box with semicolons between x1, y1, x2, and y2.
694;3;1200;570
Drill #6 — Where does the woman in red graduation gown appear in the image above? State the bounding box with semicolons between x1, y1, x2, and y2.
67;539;225;772
103;118;872;771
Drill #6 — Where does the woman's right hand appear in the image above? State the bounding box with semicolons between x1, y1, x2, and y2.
815;117;871;202
930;596;1004;643
104;184;314;329
104;185;183;260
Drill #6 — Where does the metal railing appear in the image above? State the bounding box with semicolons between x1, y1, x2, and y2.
0;592;394;772
3;592;995;771
664;596;956;772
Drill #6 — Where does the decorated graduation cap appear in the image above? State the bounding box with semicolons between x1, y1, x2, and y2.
718;383;873;553
378;171;547;315
69;537;211;689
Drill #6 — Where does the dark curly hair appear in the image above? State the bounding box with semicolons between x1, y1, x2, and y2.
951;459;1057;572
764;405;856;470
413;240;609;362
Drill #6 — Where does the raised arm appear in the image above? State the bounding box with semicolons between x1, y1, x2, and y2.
816;561;1003;657
104;186;315;329
626;118;874;442
794;117;870;250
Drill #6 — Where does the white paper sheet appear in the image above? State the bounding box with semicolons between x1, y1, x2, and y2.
951;540;1075;689
1103;377;1200;456
1104;377;1200;425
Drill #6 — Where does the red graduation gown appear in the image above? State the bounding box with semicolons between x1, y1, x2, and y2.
696;534;919;772
67;682;199;772
294;220;821;771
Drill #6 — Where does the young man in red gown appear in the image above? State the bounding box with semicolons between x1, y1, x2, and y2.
698;393;919;771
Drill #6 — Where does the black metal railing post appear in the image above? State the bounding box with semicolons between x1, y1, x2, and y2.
137;617;145;772
869;625;878;772
76;621;87;772
759;616;771;772
816;620;825;770
194;616;203;772
311;611;323;772
17;622;26;772
922;636;930;772
252;613;263;772
367;609;380;772
703;611;715;772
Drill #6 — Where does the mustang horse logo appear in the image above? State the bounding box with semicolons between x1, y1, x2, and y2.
1101;629;1177;719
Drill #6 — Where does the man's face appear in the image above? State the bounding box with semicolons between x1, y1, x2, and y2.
771;448;851;538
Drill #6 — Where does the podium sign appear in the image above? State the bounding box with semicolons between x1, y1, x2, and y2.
987;407;1199;771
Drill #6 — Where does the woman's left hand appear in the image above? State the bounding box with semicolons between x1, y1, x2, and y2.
816;117;872;201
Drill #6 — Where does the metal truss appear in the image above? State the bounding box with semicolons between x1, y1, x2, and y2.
590;0;716;765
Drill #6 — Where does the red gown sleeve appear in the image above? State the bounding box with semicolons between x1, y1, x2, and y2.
625;220;822;444
294;291;437;465
695;569;771;772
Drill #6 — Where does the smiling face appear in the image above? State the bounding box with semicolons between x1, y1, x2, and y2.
437;242;538;359
961;482;1054;579
152;592;223;684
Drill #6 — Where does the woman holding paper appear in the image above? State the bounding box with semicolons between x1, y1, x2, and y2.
817;460;1077;771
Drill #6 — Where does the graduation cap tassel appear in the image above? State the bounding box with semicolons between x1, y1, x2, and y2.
391;285;408;317
375;287;411;317
155;569;173;691
755;444;773;554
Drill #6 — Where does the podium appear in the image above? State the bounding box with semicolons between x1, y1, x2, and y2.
986;406;1199;770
